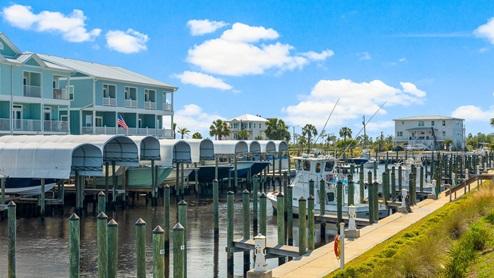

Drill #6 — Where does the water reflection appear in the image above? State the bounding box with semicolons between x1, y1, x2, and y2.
0;194;329;278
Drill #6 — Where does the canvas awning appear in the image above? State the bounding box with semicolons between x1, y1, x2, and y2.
0;141;102;179
258;140;277;153
128;136;161;161
213;140;249;156
244;140;261;154
273;140;289;152
158;139;192;165
183;139;215;162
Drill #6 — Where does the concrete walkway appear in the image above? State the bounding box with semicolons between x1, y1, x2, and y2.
271;182;478;278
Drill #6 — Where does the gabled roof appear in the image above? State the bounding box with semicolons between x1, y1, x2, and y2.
229;114;268;122
393;115;464;121
16;52;48;68
38;54;178;90
0;32;22;56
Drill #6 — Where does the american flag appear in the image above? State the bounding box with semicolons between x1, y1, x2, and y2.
117;113;128;130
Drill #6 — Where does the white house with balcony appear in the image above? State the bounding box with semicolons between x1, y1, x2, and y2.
394;115;465;150
226;114;268;140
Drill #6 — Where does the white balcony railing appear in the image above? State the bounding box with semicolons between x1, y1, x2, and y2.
53;88;69;100
163;103;172;111
103;97;116;106
82;125;172;138
125;99;137;108
0;118;9;131
13;119;41;131
145;101;156;110
44;120;69;132
24;85;41;98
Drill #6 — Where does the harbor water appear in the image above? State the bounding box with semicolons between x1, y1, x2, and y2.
0;193;327;278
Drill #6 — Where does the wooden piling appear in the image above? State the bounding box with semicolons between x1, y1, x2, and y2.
213;179;219;238
135;218;146;278
367;172;374;224
153;225;165;278
242;189;250;275
227;191;234;277
382;171;388;205
259;193;267;237
178;199;187;277
163;185;170;252
373;180;379;222
173;223;185;278
107;219;118;278
1;177;6;205
69;213;80;278
8;201;16;278
112;161;117;206
398;165;403;191
97;212;108;278
287;185;293;246
309;179;314;198
391;167;396;200
253;176;259;237
348;180;354;206
308;195;315;250
299;196;307;255
98;191;106;214
319;179;326;240
359;167;364;203
277;192;286;265
40;178;46;220
337;180;343;224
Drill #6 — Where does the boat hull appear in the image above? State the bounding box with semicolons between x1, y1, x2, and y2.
4;178;57;195
95;166;173;189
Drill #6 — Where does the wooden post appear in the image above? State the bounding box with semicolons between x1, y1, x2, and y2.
175;162;180;198
173;223;185;278
213;179;219;238
398;165;403;191
105;162;109;203
309;179;315;198
348;180;354;206
180;163;185;198
319;179;326;240
112;161;117;206
215;156;218;181
69;213;80;278
259;193;267;237
98;191;106;214
242;189;250;275
308;195;315;250
287;185;293;246
382;171;388;205
277;192;286;265
367;171;374;224
8;201;16;278
337;180;343;224
40;178;46;220
135;218;146;278
227;191;234;277
97;212;108;278
75;171;80;215
178;199;187;277
1;176;5;205
299;196;307;255
163;185;170;252
359;166;365;203
373;180;379;222
153;225;165;278
108;219;118;278
253;175;259;237
391;166;396;200
234;156;238;193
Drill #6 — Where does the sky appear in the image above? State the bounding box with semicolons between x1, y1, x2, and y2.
2;1;494;141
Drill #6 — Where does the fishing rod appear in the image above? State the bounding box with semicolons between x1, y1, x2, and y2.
314;98;340;143
337;101;387;160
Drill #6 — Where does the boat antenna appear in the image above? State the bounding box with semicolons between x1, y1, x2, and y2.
315;98;340;143
338;101;387;160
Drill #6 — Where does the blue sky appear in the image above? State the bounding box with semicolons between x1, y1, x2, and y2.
2;1;494;140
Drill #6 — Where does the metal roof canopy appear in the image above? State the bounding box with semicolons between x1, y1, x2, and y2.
128;136;161;161
258;140;277;153
244;140;261;154
183;139;215;162
213;140;249;157
0;141;103;179
158;139;192;165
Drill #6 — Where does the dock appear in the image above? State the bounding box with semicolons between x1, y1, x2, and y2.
270;171;492;278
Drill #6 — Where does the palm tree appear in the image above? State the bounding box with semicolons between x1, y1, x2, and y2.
237;130;249;140
209;119;231;140
491;118;494;128
297;136;307;156
301;124;318;154
264;118;291;141
192;132;202;139
172;123;177;139
177;127;190;139
339;127;352;149
254;135;263;140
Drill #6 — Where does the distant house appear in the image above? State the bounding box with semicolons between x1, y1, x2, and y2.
393;116;465;150
0;32;177;138
226;114;268;140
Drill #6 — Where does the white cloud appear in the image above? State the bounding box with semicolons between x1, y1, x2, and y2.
105;29;148;54
186;22;333;76
399;57;407;62
452;105;494;122
173;71;233;90
173;104;224;138
357;52;371;60
187;19;228;36
282;79;426;130
474;18;494;44
2;4;101;42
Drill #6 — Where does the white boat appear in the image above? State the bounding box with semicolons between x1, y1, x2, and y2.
3;178;57;195
267;154;389;219
364;159;377;169
95;166;173;189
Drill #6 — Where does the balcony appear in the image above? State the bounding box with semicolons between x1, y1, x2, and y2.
24;85;41;98
163;103;172;111
145;101;156;110
82;126;173;138
103;97;116;106
0;118;9;131
44;120;69;132
53;88;69;100
125;99;137;108
13;119;41;131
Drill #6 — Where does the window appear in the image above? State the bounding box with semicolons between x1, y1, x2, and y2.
326;192;335;202
442;131;446;137
144;89;156;101
68;85;75;100
325;161;335;172
315;163;321;173
254;123;256;128
442;120;446;126
303;161;311;171
431;121;435;126
249;123;252;129
418;121;424;127
259;123;262;129
397;131;403;136
95;116;103;127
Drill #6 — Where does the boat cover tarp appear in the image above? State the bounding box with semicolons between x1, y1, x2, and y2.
213;140;248;156
158;139;192;165
0;141;102;178
129;136;160;161
273;140;289;152
187;165;232;182
244;140;261;154
258;140;277;153
183;139;215;162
